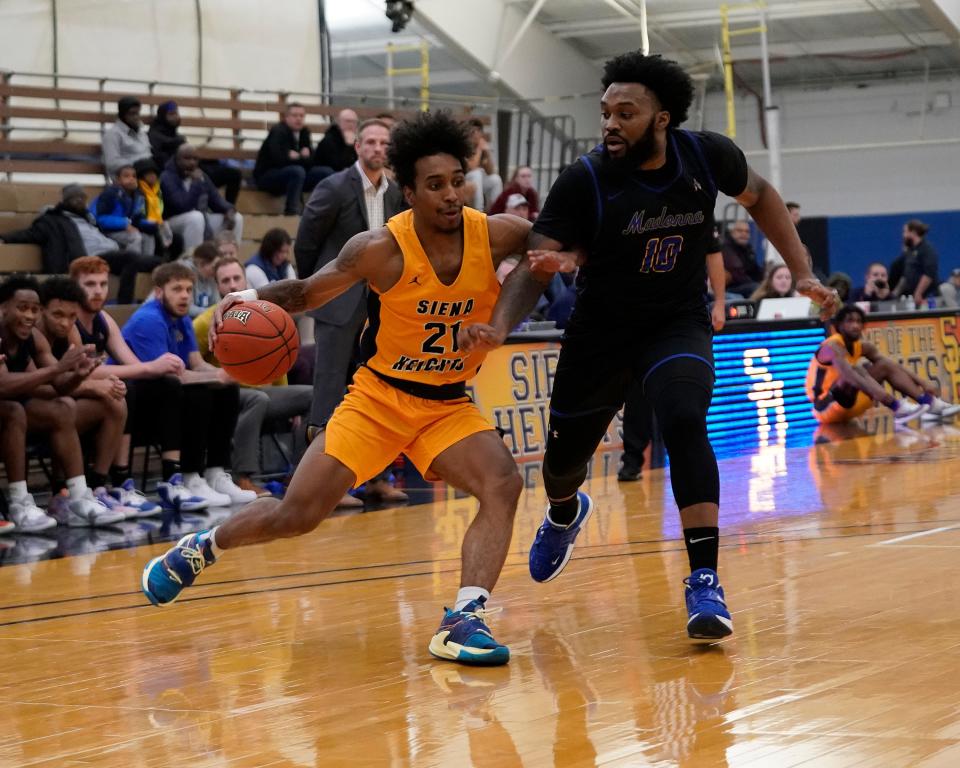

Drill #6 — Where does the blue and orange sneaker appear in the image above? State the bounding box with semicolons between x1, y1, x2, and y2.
528;491;594;582
141;531;216;606
684;568;734;642
428;596;509;666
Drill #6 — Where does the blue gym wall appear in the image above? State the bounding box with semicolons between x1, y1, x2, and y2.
827;210;960;285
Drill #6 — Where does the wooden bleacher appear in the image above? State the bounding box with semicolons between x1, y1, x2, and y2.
0;74;486;292
0;78;485;177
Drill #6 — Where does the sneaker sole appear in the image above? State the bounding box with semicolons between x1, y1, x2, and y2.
532;493;595;583
14;519;58;533
428;634;510;666
141;556;176;607
687;613;734;643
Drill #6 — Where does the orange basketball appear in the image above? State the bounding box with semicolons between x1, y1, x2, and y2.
213;300;299;385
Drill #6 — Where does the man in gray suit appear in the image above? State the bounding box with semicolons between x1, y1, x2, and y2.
294;118;407;504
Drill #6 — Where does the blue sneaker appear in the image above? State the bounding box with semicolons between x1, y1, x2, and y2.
428;596;509;666
157;474;209;513
141;531;216;606
109;479;161;517
684;568;734;642
528;491;594;582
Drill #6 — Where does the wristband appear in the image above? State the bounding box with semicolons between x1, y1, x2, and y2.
235;288;258;303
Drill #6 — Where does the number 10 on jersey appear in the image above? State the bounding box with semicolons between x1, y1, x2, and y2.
639;235;683;273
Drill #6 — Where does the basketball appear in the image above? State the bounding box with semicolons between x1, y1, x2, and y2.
213;300;299;385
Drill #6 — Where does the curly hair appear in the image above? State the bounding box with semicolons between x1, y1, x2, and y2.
833;304;866;327
601;52;694;127
39;276;86;306
387;111;472;190
0;275;41;304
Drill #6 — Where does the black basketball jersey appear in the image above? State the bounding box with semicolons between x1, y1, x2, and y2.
3;333;36;373
533;129;748;328
75;312;110;355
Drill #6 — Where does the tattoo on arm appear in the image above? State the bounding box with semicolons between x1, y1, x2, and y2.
258;279;309;313
491;258;551;335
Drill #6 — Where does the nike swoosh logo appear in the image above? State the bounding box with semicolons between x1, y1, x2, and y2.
688;536;715;544
550;555;561;565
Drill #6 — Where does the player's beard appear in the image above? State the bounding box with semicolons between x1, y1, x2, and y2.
603;117;658;171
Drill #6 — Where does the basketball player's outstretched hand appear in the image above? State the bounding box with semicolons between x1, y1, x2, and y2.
458;323;505;353
796;278;841;320
527;249;579;273
210;292;245;351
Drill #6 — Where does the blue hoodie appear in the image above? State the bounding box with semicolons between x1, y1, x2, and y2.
91;184;157;234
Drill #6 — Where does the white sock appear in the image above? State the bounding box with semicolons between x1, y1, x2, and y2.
65;476;88;500
199;527;225;559
454;586;490;612
8;481;28;501
183;472;201;485
205;466;224;479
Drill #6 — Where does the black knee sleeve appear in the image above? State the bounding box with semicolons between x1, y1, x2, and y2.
646;357;719;509
543;409;616;500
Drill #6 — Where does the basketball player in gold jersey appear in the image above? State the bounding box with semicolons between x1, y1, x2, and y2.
805;304;957;424
141;112;532;666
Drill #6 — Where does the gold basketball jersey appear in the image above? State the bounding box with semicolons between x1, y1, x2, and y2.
366;208;501;388
806;333;862;402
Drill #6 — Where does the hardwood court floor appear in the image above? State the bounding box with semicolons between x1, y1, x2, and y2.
2;424;960;767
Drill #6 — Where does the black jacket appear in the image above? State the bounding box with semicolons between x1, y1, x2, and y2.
254;123;314;180
313;124;357;172
2;205;86;273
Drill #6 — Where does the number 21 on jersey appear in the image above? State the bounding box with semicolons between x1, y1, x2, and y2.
639;235;683;273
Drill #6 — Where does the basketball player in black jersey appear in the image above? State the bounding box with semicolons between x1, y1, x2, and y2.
461;52;839;642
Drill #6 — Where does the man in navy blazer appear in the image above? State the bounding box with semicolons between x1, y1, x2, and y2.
294;118;407;502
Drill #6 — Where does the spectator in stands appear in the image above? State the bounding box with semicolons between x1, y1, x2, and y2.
750;263;796;301
0;184;105;271
0;276;122;527
786;201;801;227
147;101;186;167
850;262;892;303
245;228;295;290
722;220;763;297
313;108;359;176
893;219;940;304
69;257;175;515
503;192;531;220
826;272;853;303
215;230;240;261
36;277;138;519
161;144;243;251
939;267;960;309
295;117;407;505
0;184;151;303
92;164;158;258
490;166;540;218
134;158;174;253
254;102;327;215
463;118;503;211
178;241;220;317
102;96;152;177
148;101;243;205
122;262;255;507
193;256;313;495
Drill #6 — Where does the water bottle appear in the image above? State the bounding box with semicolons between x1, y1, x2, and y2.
905;295;916;311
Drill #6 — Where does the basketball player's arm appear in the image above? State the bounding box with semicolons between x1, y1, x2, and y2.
31;329;96;394
735;167;839;319
819;341;893;404
706;250;726;331
211;231;388;346
458;229;564;353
